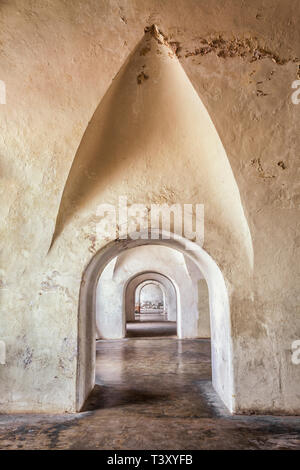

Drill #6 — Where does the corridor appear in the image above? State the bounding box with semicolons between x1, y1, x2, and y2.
0;337;299;450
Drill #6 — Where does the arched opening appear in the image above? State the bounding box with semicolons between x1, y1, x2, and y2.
95;248;185;340
137;282;165;316
77;230;233;413
126;275;177;338
128;273;177;322
95;244;209;341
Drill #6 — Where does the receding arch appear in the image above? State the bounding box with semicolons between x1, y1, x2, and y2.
96;244;198;338
77;230;233;413
136;281;166;314
125;271;177;323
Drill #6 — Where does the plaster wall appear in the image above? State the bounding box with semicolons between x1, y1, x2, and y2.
0;1;299;414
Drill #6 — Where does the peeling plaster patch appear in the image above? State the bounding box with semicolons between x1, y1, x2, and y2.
40;272;73;303
84;233;97;254
250;158;275;179
144;24;177;59
137;71;149;84
185;35;300;66
140;45;151;56
145;24;167;45
277;161;287;170
41;280;60;291
23;347;33;369
256;89;268;97
145;187;178;204
40;271;62;292
170;41;182;57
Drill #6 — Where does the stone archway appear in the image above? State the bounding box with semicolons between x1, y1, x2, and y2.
77;230;232;413
126;272;177;322
135;280;166;314
135;280;167;315
95;244;203;339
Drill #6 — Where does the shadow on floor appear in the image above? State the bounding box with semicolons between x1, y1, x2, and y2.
126;321;177;338
81;384;170;412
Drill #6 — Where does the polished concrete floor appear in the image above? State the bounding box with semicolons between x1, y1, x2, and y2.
0;327;299;450
126;320;177;337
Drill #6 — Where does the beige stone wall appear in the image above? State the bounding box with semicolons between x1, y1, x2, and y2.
0;0;299;413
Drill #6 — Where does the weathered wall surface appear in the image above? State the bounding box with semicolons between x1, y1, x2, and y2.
0;0;299;413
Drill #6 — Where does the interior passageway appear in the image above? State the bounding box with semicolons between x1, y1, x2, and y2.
127;277;176;337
